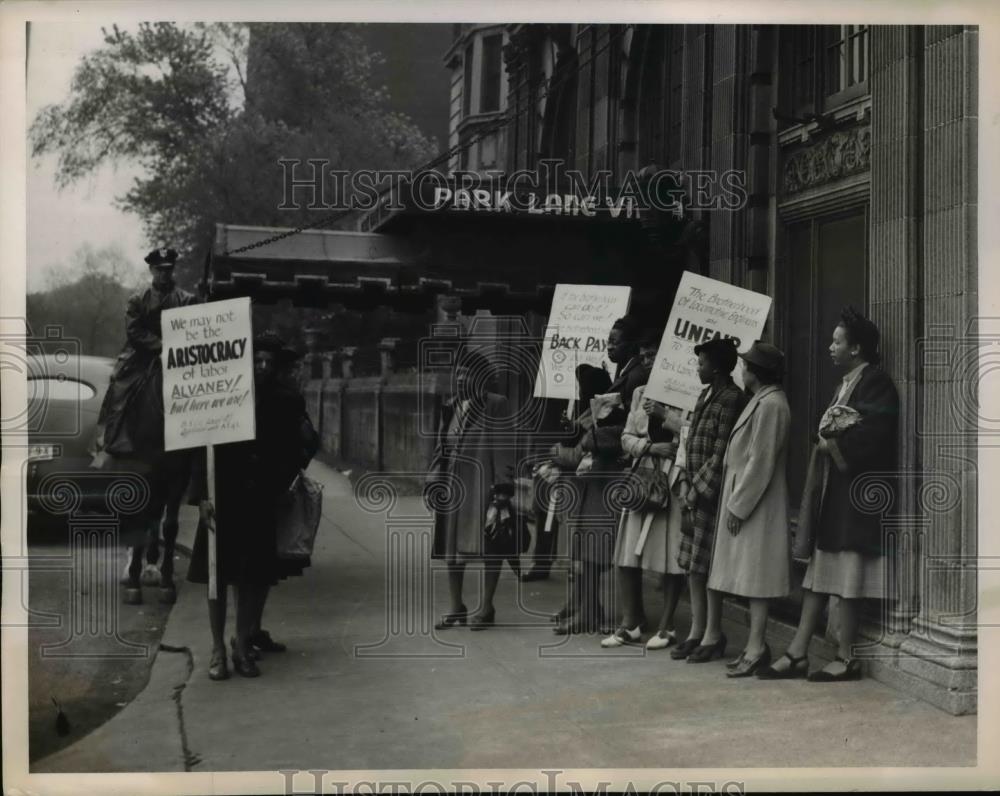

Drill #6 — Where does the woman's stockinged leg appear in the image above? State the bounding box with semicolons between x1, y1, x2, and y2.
701;587;723;645
252;584;271;636
208;586;227;657
234;585;256;657
579;561;601;629
837;598;862;661
617;566;643;628
482;558;502;613
658;574;684;634
686;573;707;641
446;562;466;613
786;588;826;659
746;598;769;658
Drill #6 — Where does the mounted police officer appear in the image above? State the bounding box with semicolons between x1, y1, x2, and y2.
95;247;199;604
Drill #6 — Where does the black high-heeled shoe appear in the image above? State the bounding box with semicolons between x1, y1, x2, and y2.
250;629;286;653
208;648;229;681
434;604;468;630
727;644;771;678
469;607;495;631
757;651;810;680
670;637;702;660
230;638;260;677
232;635;260;661
807;656;862;682
686;633;727;663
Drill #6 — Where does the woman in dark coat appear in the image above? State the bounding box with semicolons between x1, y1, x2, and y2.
428;348;515;631
557;316;648;635
758;307;899;682
187;333;311;679
546;363;612;631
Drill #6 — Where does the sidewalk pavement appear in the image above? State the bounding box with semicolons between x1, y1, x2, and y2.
34;460;976;773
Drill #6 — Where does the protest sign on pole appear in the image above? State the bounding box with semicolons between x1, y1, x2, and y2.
161;297;256;451
644;272;772;411
533;283;631;401
161;296;255;599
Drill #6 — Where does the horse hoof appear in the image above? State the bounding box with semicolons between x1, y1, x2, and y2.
140;564;161;586
158;585;177;604
123;587;143;605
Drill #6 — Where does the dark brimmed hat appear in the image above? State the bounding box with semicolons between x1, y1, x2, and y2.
575;363;612;403
738;340;785;378
693;337;739;374
278;346;302;365
145;248;178;268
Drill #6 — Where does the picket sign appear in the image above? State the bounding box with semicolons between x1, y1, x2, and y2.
160;297;256;602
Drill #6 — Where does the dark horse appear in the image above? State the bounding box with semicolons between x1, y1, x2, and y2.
123;450;192;604
98;356;192;605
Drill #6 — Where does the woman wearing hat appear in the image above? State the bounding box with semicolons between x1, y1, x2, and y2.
704;341;791;677
427;348;515;631
187;332;312;679
670;337;747;663
759;307;899;682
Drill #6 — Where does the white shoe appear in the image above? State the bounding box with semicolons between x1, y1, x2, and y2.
140;563;161;586
120;550;133;585
600;624;643;648
645;630;678;650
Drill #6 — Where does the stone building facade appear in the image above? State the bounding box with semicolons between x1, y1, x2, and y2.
442;23;979;714
210;23;978;714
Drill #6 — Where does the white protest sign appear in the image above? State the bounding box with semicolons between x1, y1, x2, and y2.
161;297;255;451
644;272;772;411
533;284;632;400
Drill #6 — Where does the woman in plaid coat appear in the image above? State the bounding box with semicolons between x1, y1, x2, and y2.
670;338;748;663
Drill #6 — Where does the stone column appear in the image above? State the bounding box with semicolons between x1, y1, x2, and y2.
339;346;358;380
868;25;924;642
302;326;323;380
895;25;978;716
708;25;750;285
320;352;336;381
378;337;400;378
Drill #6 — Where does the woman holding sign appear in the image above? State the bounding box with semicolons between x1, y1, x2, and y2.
187;333;310;680
601;332;687;649
561;316;647;634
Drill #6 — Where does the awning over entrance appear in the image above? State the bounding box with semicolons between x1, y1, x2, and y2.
209;198;689;320
210;223;438;311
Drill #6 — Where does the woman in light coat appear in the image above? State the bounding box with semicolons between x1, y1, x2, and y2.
705;341;791;677
428;349;515;631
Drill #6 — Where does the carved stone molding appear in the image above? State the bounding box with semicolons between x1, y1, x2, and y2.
783;125;872;195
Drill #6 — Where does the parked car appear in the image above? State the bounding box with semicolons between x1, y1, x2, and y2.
25;354;120;526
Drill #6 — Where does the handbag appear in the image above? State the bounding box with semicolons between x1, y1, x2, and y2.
275;471;324;561
630;441;671;513
819;404;862;438
792;445;826;561
680;504;696;539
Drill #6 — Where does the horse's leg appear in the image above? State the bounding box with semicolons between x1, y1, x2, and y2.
158;453;190;603
125;540;144;605
140;455;168;586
